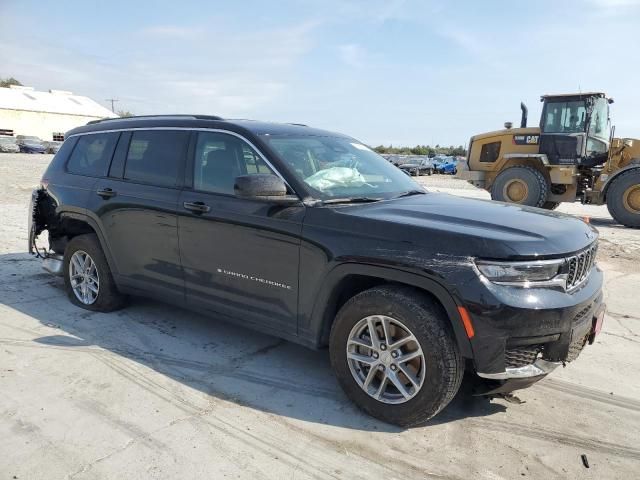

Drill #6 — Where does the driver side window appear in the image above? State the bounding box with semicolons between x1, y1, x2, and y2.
193;132;273;195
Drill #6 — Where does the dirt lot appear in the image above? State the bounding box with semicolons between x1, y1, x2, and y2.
1;153;639;479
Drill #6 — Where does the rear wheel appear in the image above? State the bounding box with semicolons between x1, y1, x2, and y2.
606;169;640;228
329;285;463;426
491;166;549;207
63;234;125;311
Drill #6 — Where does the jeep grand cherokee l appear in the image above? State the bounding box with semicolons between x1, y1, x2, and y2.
29;115;605;426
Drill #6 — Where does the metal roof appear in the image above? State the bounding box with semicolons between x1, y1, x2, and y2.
68;116;349;139
0;85;118;118
540;92;607;99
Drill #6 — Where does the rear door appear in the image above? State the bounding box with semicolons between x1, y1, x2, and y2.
87;129;190;304
178;130;304;334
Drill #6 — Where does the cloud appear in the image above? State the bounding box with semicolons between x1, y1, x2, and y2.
0;19;320;117
139;25;205;39
338;44;367;67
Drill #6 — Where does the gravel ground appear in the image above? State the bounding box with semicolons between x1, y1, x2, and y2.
1;153;639;479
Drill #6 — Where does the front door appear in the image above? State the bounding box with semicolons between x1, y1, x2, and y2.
178;131;304;333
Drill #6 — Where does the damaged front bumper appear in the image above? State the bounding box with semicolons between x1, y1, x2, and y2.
458;261;605;395
477;358;561;380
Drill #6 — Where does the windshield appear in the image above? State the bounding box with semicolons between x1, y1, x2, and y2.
263;135;419;200
542;100;587;134
589;97;609;141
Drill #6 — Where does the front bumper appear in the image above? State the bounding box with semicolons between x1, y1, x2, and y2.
478;358;561;380
459;265;605;382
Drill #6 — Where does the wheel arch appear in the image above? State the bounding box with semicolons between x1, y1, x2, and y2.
311;263;473;358
54;210;119;275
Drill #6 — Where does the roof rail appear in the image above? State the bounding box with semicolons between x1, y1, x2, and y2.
287;123;308;127
86;114;225;125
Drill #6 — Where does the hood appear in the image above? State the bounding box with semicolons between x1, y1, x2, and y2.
337;193;597;259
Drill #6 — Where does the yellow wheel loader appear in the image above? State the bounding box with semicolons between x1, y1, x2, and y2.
459;93;640;227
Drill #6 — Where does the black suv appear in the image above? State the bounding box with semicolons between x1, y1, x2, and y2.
29;115;605;426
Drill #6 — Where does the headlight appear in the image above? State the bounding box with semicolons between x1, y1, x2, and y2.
475;259;565;286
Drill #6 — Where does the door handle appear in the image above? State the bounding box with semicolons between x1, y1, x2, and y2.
183;201;211;213
96;188;117;198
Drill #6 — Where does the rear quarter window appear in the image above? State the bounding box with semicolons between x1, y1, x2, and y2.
66;133;119;177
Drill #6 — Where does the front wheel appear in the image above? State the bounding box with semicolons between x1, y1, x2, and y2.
606;169;640;228
329;286;463;426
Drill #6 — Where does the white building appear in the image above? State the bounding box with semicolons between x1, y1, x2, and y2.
0;85;117;141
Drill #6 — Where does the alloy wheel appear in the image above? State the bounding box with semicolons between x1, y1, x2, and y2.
69;250;100;305
346;315;426;404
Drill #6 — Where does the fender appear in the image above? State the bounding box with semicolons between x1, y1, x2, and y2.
308;263;473;358
601;164;640;200
58;210;119;276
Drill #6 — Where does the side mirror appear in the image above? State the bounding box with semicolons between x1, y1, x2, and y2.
234;174;300;204
623;138;634;148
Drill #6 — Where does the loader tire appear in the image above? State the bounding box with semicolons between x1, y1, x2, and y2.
491;166;548;208
606;169;640;228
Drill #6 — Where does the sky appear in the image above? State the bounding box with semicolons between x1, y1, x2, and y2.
1;0;639;146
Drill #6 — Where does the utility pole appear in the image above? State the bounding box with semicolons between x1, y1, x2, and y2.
105;98;119;112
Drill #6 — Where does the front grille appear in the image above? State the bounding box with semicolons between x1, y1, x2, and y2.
505;345;541;368
566;243;598;291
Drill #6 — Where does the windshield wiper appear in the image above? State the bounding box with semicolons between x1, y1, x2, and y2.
392;190;426;199
321;197;383;205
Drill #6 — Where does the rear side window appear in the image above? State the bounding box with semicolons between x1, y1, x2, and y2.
124;130;189;187
480;141;501;163
66;133;119;176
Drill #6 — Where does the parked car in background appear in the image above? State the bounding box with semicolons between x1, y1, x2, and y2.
17;136;47;154
398;157;434;176
45;141;63;154
434;157;458;175
0;136;20;153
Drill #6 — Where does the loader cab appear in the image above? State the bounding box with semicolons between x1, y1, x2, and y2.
539;93;611;166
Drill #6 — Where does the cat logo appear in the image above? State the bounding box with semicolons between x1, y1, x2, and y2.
513;134;540;146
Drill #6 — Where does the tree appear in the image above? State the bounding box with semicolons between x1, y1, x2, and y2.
0;77;23;88
117;110;134;118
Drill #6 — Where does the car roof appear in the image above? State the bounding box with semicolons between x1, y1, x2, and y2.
66;115;351;139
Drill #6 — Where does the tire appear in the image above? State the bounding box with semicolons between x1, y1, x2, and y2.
491;165;548;207
63;234;125;312
329;285;464;427
542;201;560;210
606;169;640;228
